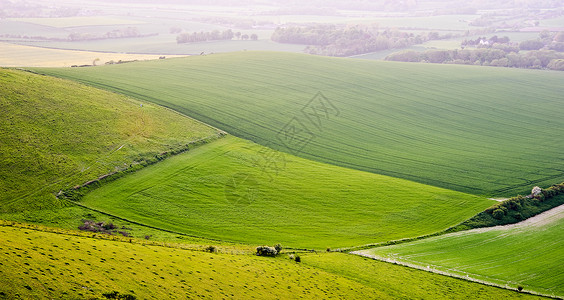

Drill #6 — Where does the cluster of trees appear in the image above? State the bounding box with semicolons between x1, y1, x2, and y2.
519;31;564;52
176;29;258;44
78;220;130;237
462;31;564;52
487;183;564;221
462;35;511;47
452;182;564;231
386;48;564;70
272;25;450;57
388;32;564;70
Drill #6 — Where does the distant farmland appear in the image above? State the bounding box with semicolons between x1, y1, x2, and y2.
35;52;564;196
0;42;186;67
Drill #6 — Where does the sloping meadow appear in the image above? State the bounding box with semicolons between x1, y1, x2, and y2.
0;68;218;213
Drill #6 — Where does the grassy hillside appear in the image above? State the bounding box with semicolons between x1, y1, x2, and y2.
0;223;375;299
0;68;218;214
0;222;545;300
79;135;492;249
34;52;564;196
359;202;564;298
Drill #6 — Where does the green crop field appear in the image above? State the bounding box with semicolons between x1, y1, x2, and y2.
358;201;564;298
79;135;492;249
0;68;218;214
34;52;564;196
0;222;544;299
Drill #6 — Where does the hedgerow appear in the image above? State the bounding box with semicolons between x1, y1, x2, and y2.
451;182;564;230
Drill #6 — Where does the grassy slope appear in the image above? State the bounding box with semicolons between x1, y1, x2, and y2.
0;224;376;299
0;224;545;300
80;135;492;249
360;201;564;297
0;68;218;214
34;52;564;196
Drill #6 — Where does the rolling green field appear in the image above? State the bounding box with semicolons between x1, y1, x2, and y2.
34;52;564;196
0;223;544;299
79;135;492;249
359;201;564;298
0;68;218;213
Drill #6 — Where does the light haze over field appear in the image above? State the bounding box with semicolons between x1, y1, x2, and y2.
1;0;564;299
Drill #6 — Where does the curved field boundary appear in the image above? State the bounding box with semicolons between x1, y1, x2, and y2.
34;52;564;196
356;204;564;299
352;251;561;299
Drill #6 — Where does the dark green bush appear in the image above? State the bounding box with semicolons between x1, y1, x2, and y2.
256;246;277;257
492;209;505;220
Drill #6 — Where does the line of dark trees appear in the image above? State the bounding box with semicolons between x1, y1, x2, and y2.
176;29;258;43
386;49;564;70
271;25;456;57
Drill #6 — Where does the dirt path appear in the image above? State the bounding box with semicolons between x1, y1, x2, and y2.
487;197;509;202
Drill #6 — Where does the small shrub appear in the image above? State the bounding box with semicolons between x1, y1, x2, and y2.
518;285;523;292
103;223;116;230
256;246;277;257
144;235;152;240
274;243;283;253
295;255;301;263
326;247;331;252
102;291;137;300
205;246;217;253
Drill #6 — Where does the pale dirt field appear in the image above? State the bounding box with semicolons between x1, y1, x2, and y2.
0;42;186;67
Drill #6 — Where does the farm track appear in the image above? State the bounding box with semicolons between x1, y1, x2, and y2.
357;203;564;298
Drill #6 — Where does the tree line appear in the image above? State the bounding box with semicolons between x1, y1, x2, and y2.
386;48;564;70
387;32;564;71
271;24;456;57
462;31;564;52
176;29;258;44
